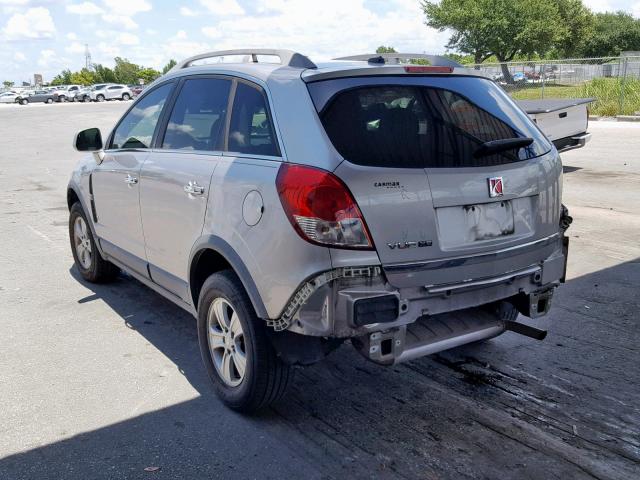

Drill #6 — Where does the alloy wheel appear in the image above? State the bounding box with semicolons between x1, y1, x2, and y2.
73;216;92;269
207;298;247;387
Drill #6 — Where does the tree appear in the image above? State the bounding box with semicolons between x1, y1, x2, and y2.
422;0;565;82
580;12;640;58
551;0;594;58
70;68;96;86
113;57;141;84
51;69;73;85
162;59;177;74
376;46;397;54
92;64;117;83
3;80;14;89
138;67;161;84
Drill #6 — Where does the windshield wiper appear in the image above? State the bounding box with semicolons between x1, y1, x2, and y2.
473;137;533;158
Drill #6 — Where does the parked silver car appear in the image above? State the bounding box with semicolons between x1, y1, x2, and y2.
0;92;20;104
89;83;132;102
68;49;571;412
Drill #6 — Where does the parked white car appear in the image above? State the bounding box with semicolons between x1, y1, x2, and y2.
89;84;132;102
50;85;82;102
0;92;20;104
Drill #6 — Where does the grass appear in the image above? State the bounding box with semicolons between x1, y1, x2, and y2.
509;78;640;116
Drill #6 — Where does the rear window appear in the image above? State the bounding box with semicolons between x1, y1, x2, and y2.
308;76;551;168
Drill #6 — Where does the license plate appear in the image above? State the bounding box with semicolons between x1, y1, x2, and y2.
464;201;514;241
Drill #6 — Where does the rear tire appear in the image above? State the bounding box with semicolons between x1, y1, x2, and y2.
46;98;53;104
197;270;292;413
96;94;105;102
122;93;130;101
69;202;119;283
20;98;28;105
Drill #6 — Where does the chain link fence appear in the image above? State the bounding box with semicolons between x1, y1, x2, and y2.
471;55;640;116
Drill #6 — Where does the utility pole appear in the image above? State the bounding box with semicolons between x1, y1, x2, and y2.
84;44;92;70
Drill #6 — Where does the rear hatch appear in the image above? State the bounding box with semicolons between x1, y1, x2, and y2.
306;75;562;288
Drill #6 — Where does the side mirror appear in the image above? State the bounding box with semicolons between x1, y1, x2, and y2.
74;128;105;164
74;127;103;152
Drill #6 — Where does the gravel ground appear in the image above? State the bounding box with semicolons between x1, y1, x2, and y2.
0;102;638;480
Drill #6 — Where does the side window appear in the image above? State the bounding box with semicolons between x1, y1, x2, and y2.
111;83;173;150
228;82;279;157
162;78;231;151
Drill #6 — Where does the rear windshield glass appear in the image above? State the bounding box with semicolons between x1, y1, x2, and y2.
308;76;551;168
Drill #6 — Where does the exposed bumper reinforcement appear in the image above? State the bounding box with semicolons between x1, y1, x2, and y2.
353;308;504;366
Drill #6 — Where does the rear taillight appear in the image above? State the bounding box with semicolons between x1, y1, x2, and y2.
276;163;373;250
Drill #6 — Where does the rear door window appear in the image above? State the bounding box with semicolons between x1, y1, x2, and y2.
310;76;551;168
161;77;231;151
228;82;279;157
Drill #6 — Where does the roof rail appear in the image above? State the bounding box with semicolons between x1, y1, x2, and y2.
334;53;462;68
173;49;317;71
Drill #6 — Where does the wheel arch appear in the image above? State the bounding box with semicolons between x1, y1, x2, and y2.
189;236;269;319
67;186;80;210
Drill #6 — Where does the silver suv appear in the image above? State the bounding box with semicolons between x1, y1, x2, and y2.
89;83;132;102
68;49;571;412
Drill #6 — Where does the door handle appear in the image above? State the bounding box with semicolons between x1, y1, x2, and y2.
124;174;138;185
184;181;205;196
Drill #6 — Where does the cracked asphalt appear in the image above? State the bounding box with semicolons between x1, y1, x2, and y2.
0;102;638;479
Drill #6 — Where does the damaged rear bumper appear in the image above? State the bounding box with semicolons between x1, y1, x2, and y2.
276;234;567;339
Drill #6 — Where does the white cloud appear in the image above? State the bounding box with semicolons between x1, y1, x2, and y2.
66;41;86;54
175;30;187;39
199;0;244;16
13;51;26;62
180;6;197;16
37;49;56;67
196;0;449;61
116;32;139;45
201;26;221;39
67;32;78;40
103;13;138;30
66;2;104;15
102;0;151;15
3;7;55;40
632;2;640;17
582;0;615;12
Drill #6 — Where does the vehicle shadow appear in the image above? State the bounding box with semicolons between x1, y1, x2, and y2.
1;260;638;479
562;165;582;173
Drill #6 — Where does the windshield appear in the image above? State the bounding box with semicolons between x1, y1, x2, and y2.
307;76;551;168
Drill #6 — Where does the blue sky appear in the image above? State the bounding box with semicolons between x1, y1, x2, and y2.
1;0;639;84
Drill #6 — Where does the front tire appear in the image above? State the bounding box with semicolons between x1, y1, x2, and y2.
122;93;130;101
20;98;28;105
69;202;119;283
96;94;105;102
197;271;291;413
46;98;53;104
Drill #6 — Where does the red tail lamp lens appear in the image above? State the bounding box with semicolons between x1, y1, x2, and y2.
276;164;373;249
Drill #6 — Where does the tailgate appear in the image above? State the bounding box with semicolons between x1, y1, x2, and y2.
518;98;594;141
309;75;561;289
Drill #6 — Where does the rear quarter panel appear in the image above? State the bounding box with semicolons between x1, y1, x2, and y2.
202;155;333;319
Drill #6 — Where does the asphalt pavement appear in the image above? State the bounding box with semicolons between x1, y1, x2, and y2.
0;102;638;479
